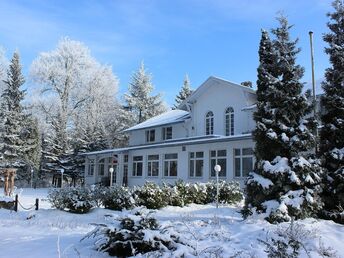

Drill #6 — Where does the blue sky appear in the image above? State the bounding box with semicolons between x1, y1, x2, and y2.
0;0;333;106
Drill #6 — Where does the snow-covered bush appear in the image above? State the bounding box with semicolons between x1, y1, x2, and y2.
135;182;169;209
48;187;95;214
83;209;194;257
174;180;207;205
206;181;243;205
99;186;135;211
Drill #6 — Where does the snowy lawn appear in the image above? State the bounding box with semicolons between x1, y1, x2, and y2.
0;188;343;258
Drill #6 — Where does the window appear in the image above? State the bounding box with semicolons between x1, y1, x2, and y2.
205;111;214;135
164;153;178;177
210;150;227;177
234;148;254;177
147;155;159;177
123;155;128;186
225;107;234;136
132;156;143;176
189;152;204;177
145;129;155;142
88;159;95;176
162;126;173;140
98;158;105;176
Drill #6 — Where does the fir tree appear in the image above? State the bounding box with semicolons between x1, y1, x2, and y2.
0;52;26;168
125;62;166;123
319;0;344;223
243;17;323;223
173;74;192;109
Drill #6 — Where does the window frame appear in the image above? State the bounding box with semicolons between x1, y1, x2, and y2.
132;156;143;177
147;154;159;177
234;148;254;178
163;153;178;177
162;126;173;140
225;107;234;136
87;159;95;176
98;158;105;176
189;151;204;178
210;150;227;177
145;129;155;143
205;111;214;135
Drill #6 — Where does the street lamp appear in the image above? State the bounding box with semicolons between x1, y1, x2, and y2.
31;169;34;188
60;169;64;188
109;167;114;187
214;164;221;209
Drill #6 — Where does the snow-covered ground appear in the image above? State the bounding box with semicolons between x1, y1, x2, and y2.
0;188;343;258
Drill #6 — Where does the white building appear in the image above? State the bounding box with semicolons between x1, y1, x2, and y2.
83;76;257;187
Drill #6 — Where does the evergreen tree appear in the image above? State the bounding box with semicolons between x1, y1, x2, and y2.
319;0;344;223
125;62;166;123
243;17;323;223
173;74;192;109
0;52;26;168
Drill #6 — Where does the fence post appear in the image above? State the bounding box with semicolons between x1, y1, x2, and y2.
35;198;39;211
14;194;18;212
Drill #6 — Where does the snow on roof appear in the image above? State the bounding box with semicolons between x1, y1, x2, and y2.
124;110;190;132
241;104;257;111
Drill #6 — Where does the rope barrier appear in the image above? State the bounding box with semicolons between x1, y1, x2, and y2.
17;200;36;211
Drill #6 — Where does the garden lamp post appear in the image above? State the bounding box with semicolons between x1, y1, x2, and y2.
60;169;64;188
109;167;114;187
214;164;221;209
31;169;34;188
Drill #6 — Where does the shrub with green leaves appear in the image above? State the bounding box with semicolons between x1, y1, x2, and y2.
83;209;194;257
100;186;135;211
48;187;95;214
135;182;169;209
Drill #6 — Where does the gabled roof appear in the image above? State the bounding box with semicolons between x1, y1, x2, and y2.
124;110;190;132
189;76;255;101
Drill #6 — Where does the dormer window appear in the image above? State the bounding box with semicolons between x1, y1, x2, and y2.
225;107;234;136
205;111;214;135
162;126;173;140
145;129;155;142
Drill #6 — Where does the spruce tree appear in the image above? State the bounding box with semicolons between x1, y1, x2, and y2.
319;0;344;223
173;74;192;109
125;62;166;123
0;52;26;168
243;17;323;223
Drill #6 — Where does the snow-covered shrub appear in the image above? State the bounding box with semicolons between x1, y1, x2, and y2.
135;182;169;209
162;183;185;207
206;181;243;204
48;187;95;214
99;186;135;211
83;209;194;257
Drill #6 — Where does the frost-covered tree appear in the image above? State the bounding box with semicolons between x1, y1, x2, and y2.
0;52;26;168
173;74;192;109
0;47;8;95
125;62;167;123
243;18;323;223
319;0;344;223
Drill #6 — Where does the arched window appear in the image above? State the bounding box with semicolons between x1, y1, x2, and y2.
205;111;214;135
225;107;234;136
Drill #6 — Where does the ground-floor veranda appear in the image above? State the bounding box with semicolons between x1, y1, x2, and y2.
83;134;255;188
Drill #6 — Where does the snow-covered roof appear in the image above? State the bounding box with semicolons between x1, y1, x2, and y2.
241;104;257;111
82;133;253;156
124;110;190;132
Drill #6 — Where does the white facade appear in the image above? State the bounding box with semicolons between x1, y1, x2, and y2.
83;76;257;187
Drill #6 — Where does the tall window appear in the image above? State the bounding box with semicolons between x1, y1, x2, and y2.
123;155;128;186
98;158;105;176
147;155;159;177
205;111;214;135
162;126;173;140
132;156;143;176
225;107;234;136
145;129;155;142
210;150;227;177
234;148;254;177
88;159;94;176
164;153;178;177
189;152;204;177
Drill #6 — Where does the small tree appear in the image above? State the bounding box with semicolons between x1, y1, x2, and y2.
319;0;344;223
0;52;26;169
173;74;192;109
125;62;166;123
